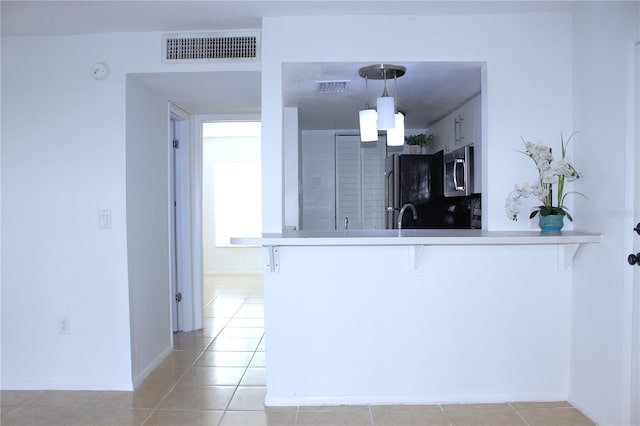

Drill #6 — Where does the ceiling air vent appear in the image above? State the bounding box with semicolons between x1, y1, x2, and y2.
162;31;260;63
316;80;350;94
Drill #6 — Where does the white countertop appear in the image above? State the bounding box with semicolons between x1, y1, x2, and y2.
230;229;602;247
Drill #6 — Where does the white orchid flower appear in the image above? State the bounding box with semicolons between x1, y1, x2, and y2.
506;133;585;221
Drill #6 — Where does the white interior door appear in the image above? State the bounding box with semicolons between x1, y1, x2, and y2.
170;118;179;332
170;104;200;333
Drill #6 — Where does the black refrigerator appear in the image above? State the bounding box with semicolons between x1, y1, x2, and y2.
384;152;479;229
385;152;443;229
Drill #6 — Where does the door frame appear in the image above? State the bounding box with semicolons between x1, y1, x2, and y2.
623;41;640;426
169;103;203;333
631;40;640;426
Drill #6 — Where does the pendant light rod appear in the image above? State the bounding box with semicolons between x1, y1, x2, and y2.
381;69;390;98
393;74;398;111
364;75;370;108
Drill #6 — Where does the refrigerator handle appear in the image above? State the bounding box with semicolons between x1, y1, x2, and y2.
453;158;466;191
385;167;395;229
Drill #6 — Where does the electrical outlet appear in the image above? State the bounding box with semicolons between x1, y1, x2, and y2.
57;317;70;335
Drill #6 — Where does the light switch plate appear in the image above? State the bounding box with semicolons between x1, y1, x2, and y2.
99;209;112;229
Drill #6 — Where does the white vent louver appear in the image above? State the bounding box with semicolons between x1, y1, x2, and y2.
162;31;260;63
316;80;350;94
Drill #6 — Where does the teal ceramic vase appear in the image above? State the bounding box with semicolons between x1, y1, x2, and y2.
539;214;564;234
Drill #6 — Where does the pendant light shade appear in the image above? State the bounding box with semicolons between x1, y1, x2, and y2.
359;109;378;142
386;112;405;146
376;95;395;130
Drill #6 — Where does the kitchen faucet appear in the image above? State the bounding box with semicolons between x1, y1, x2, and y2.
398;203;418;229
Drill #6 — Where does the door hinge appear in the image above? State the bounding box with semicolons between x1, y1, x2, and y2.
173;139;179;149
175;292;182;302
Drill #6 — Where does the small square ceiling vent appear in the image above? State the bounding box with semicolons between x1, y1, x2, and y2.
162;31;260;63
316;80;350;94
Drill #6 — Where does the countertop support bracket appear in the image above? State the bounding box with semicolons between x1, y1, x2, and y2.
560;243;580;270
267;246;280;274
409;245;425;272
234;231;602;274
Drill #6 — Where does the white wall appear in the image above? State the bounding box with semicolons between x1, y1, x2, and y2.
263;13;574;233
1;34;133;389
570;2;640;425
265;244;572;406
261;10;576;404
1;31;260;390
125;76;173;384
261;7;639;422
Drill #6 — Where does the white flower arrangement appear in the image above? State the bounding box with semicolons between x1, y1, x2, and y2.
505;132;583;221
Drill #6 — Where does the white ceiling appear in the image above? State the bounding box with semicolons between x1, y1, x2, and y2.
130;71;263;116
1;1;574;130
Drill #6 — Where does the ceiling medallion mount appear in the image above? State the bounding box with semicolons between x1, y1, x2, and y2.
358;64;406;80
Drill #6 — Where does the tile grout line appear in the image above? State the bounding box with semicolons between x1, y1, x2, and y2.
209;293;250;426
216;297;264;426
438;404;454;426
509;402;532;426
294;405;300;426
141;293;246;425
1;390;47;420
139;347;208;425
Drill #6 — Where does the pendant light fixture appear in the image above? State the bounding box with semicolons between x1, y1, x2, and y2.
376;72;395;130
358;75;378;142
387;112;405;146
358;64;406;145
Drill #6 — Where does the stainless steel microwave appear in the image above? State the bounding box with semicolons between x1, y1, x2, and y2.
444;145;474;197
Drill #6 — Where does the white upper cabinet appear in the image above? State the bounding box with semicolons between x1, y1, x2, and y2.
470;94;481;148
428;113;454;153
430;94;481;153
458;100;474;147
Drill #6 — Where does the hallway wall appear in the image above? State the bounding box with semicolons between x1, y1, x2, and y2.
125;76;173;385
0;31;260;390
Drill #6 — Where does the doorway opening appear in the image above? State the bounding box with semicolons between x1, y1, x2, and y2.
171;118;263;336
174;118;263;322
171;119;265;396
201;120;262;271
198;118;264;352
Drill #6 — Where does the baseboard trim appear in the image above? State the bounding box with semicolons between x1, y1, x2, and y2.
0;380;133;391
265;391;569;407
568;396;606;426
131;345;173;389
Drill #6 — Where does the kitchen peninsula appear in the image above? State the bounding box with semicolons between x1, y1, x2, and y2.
232;230;601;406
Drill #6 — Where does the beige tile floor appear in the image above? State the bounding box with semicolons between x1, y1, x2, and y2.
1;275;595;426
